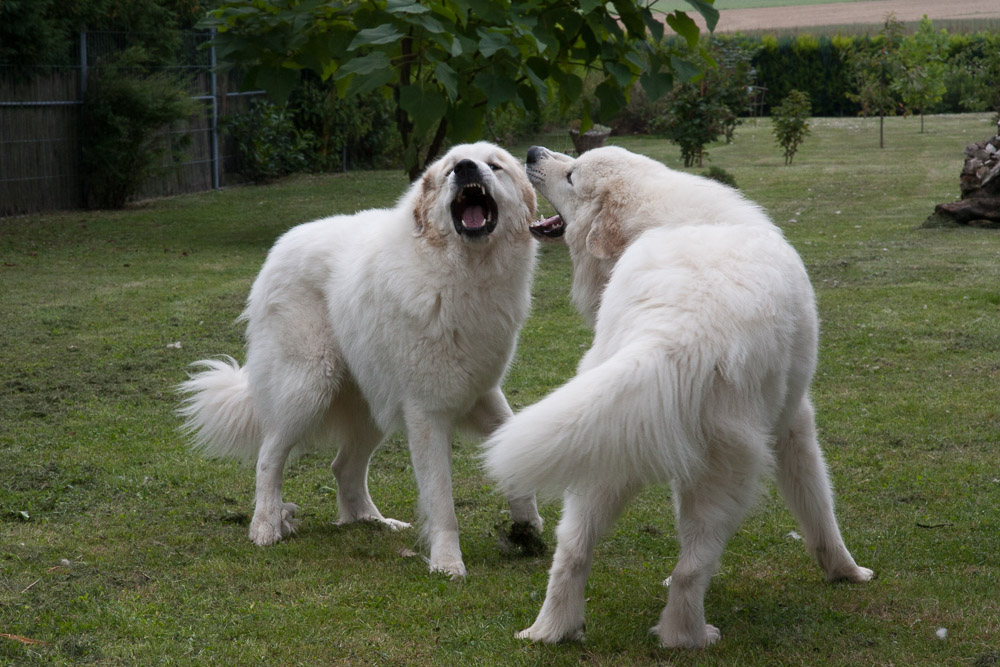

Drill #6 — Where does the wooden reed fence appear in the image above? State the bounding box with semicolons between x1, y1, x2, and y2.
0;31;264;217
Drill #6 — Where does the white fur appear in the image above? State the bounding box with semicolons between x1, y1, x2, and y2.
483;146;873;647
179;143;543;579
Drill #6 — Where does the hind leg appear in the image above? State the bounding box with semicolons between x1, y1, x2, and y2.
654;443;768;648
465;388;543;533
250;428;303;546
246;349;340;546
775;398;873;583
517;483;637;643
331;386;408;530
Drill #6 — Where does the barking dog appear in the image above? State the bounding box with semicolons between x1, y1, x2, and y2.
180;143;543;579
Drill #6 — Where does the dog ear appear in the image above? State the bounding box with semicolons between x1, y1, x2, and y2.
412;168;435;237
585;188;628;260
519;175;537;227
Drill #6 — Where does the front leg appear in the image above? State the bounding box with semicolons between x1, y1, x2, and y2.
405;404;465;579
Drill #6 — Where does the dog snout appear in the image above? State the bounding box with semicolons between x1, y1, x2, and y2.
453;159;479;180
526;146;548;165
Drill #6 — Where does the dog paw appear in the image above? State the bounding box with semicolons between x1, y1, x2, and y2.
248;502;299;546
335;514;411;531
429;558;467;580
506;521;547;557
830;565;875;583
515;620;584;644
654;622;721;649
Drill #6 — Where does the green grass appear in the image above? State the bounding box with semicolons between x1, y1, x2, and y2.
2;113;1000;665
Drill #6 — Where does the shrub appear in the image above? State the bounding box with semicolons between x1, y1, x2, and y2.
225;98;314;183
653;38;759;167
81;47;197;209
289;76;402;171
772;89;812;165
702;166;737;187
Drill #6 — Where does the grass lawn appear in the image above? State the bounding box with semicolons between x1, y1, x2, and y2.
2;113;999;665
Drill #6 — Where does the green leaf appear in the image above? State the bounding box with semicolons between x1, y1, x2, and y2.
348;24;404;50
684;0;720;33
399;84;448;136
579;0;603;14
670;54;702;83
473;72;518;108
248;64;300;105
435;61;458;100
336;51;392;76
605;61;634;87
667;11;700;51
466;0;506;24
446;99;485;143
409;12;446;33
594;78;626;121
640;70;673;101
479;30;512;58
345;66;396;98
611;0;645;39
641;7;664;43
386;0;431;14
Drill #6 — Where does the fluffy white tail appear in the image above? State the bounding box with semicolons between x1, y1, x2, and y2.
177;356;261;464
483;344;710;499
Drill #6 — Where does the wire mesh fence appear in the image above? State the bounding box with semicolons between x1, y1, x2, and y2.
0;30;264;217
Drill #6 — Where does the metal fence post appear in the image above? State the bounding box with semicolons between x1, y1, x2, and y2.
79;30;87;95
209;29;220;190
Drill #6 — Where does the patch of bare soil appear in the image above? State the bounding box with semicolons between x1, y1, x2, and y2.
690;0;1000;33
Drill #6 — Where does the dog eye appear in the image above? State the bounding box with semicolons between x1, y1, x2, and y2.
566;171;573;184
489;163;501;171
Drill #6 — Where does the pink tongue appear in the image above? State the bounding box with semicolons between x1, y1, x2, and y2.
463;205;486;228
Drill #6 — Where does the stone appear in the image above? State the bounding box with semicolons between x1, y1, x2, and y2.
926;129;1000;229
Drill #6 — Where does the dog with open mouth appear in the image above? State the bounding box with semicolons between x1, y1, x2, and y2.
179;142;543;579
485;145;873;647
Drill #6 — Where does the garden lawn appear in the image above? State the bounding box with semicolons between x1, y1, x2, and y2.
2;113;998;665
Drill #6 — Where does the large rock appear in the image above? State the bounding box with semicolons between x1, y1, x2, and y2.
925;122;1000;228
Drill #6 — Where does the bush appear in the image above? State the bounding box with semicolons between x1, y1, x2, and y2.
225;98;314;183
80;47;197;209
753;34;858;117
289;76;402;171
702;166;737;188
772;89;812;165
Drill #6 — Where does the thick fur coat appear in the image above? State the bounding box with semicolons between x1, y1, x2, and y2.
180;143;542;578
483;146;873;647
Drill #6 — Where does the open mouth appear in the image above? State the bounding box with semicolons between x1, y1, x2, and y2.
451;183;498;238
530;213;565;239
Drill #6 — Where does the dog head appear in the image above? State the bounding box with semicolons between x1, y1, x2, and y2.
413;142;537;247
526;145;648;261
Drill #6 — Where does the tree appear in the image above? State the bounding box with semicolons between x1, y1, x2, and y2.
201;0;721;181
652;38;756;168
896;15;948;133
771;89;811;165
844;14;905;149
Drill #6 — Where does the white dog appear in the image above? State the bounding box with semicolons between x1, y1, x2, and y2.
483;145;873;647
179;143;543;579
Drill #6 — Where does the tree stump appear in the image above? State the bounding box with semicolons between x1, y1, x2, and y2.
569;126;610;154
925;121;1000;228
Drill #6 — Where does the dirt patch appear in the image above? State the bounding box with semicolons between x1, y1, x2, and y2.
688;0;1000;33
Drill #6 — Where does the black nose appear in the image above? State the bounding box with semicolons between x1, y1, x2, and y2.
453;159;478;178
526;146;546;165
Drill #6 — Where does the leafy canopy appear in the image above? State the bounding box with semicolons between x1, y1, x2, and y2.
201;0;720;179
